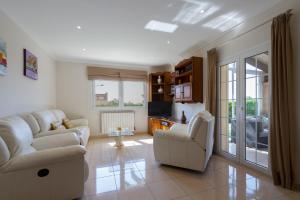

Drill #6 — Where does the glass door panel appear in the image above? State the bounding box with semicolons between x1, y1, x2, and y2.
244;52;269;168
219;62;237;156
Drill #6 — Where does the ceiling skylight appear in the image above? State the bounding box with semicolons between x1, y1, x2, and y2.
203;12;245;32
145;20;178;33
173;0;219;25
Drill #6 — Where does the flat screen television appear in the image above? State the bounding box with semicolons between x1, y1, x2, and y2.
148;101;172;117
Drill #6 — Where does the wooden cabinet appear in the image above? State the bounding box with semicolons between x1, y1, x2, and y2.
174;85;182;101
148;117;175;135
174;57;203;103
149;72;173;102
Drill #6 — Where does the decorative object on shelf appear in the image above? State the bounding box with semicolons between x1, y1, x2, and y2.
189;74;193;82
158;86;163;93
157;75;162;84
23;49;38;80
181;110;187;124
178;79;182;84
149;72;173;102
0;38;7;76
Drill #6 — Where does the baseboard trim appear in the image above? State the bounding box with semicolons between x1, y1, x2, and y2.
90;132;150;139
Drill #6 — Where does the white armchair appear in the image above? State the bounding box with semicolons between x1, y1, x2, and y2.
153;111;215;172
0;116;88;200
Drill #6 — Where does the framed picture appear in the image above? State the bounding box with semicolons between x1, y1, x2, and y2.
23;49;38;80
0;38;7;76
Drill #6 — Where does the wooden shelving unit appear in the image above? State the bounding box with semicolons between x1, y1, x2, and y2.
148;72;173;102
174;56;203;103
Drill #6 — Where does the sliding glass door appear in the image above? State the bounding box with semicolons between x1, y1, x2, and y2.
218;46;270;172
242;52;270;169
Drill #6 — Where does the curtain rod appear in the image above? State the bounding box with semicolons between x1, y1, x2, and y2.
214;9;292;49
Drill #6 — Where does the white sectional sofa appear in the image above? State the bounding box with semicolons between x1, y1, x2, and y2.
22;109;90;146
0;109;90;200
153;111;215;172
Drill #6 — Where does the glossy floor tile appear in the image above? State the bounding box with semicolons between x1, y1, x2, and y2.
82;134;300;200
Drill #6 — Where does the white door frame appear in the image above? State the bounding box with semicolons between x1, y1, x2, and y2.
217;56;240;162
217;41;271;175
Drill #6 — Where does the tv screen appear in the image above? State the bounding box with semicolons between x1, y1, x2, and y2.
148;101;172;117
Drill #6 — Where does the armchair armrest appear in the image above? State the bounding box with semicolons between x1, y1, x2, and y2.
154;129;190;142
2;145;86;173
70;118;88;127
170;123;188;133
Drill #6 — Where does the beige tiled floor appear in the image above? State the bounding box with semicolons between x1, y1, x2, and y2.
81;134;300;200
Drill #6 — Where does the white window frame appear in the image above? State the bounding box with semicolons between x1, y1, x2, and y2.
91;80;147;110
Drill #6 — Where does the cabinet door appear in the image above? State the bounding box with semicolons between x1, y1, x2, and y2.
174;85;182;101
182;83;192;101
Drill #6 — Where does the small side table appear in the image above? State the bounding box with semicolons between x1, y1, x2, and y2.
108;128;133;148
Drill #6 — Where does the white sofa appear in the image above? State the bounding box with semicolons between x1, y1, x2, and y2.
22;109;90;146
153;111;215;172
0;116;88;200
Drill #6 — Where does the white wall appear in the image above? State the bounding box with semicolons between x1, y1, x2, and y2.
56;61;149;136
173;103;205;121
194;0;300;184
0;9;56;117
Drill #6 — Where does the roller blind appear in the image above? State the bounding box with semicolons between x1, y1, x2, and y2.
87;66;148;81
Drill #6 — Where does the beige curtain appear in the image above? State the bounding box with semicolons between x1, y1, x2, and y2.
206;48;218;151
270;10;295;189
87;66;148;81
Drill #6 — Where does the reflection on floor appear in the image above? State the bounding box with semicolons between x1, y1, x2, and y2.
227;143;269;168
82;134;299;200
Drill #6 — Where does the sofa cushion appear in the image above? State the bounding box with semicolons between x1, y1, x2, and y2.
52;109;66;124
0;136;10;166
20;113;41;136
32;110;57;132
0;116;34;157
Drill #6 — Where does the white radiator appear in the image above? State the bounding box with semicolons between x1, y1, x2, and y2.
100;111;135;134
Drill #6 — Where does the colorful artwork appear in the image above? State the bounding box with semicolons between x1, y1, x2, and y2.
24;49;38;80
0;38;7;76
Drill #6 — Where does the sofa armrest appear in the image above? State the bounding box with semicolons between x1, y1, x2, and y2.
32;132;80;151
2;145;86;172
70;119;88;127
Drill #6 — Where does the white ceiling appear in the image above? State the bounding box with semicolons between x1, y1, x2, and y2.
0;0;281;67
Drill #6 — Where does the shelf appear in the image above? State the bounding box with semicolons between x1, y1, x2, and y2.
175;71;192;79
152;83;164;86
152;93;164;95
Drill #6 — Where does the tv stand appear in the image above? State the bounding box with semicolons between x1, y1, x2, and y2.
148;116;179;136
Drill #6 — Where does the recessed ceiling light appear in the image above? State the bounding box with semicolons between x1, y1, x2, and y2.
76;25;82;30
145;20;178;33
167;40;171;44
82;48;86;52
200;10;205;13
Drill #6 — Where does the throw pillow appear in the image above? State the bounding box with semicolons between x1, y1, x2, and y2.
50;121;66;130
63;118;74;129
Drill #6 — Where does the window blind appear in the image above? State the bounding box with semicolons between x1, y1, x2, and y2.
87;66;148;81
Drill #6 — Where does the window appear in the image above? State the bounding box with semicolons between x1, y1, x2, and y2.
93;80;145;108
94;80;119;107
123;81;145;106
